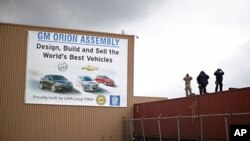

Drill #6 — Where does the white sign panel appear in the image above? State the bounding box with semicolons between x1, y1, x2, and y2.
25;31;128;107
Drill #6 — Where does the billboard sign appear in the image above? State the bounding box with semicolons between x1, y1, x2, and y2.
25;31;128;107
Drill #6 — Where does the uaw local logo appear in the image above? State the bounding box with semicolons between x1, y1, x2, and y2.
96;95;106;105
58;62;68;72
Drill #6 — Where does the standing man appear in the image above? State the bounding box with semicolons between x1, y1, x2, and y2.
197;71;209;95
183;73;193;97
214;68;224;92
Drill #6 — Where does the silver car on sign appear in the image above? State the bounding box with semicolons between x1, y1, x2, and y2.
79;76;99;92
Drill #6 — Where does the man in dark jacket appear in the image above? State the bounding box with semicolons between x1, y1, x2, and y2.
197;71;209;94
214;68;224;92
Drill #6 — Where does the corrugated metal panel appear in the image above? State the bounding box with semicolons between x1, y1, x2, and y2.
199;91;230;114
134;96;199;139
230;88;250;113
134;96;197;118
198;88;250;140
133;88;250;140
198;92;229;140
0;23;134;141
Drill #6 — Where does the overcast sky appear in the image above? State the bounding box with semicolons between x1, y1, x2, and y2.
1;0;250;98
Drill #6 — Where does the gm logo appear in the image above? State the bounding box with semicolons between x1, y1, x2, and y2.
230;125;250;141
110;95;120;106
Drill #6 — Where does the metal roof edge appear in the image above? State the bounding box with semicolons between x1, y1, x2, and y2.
0;22;135;38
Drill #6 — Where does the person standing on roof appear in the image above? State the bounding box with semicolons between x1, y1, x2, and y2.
214;68;224;92
183;73;193;97
197;71;209;95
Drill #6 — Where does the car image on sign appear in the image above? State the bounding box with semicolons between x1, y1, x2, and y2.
39;74;73;92
79;76;99;92
95;75;115;86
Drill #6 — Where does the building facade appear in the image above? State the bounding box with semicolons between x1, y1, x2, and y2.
0;23;135;141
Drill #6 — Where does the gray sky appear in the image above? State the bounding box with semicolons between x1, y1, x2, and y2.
1;0;250;98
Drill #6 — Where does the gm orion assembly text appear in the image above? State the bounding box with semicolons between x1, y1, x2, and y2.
37;32;120;47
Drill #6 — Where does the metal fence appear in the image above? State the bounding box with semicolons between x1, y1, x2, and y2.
123;112;250;141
